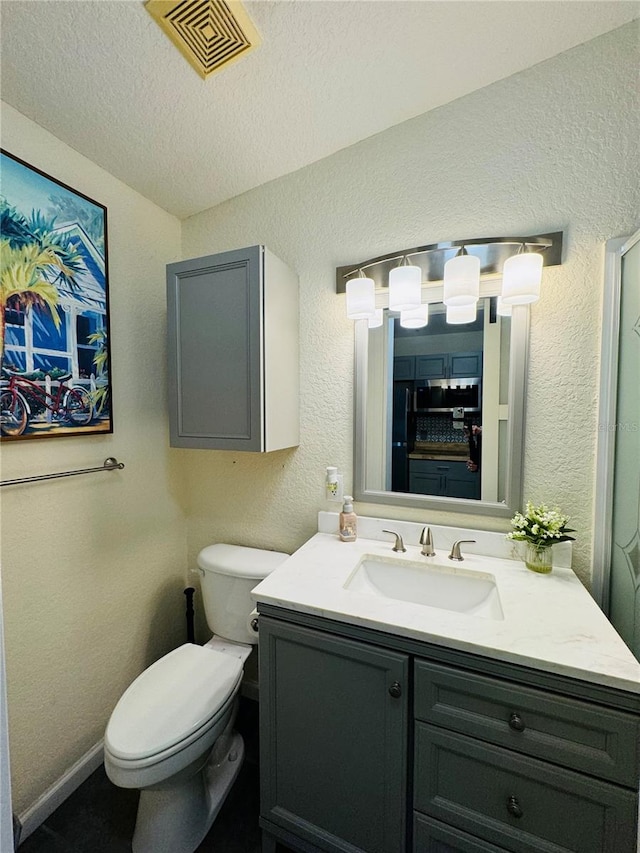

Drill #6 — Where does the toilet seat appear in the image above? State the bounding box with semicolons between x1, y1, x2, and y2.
105;644;242;764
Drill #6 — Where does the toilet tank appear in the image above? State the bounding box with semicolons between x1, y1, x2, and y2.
197;544;288;644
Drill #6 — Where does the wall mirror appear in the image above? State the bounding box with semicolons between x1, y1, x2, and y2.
354;295;528;518
343;233;563;519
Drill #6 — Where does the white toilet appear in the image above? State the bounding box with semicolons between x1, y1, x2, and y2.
104;544;288;853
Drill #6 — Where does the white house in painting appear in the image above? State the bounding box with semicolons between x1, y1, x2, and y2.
2;221;107;379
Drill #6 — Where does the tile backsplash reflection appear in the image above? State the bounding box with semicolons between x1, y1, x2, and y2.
416;414;481;443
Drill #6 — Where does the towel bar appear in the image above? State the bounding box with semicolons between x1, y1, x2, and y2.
0;457;124;487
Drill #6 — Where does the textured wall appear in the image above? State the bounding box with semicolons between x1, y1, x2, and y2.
0;104;188;814
181;22;639;588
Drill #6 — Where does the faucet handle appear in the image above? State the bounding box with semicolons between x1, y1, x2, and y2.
420;526;435;557
382;530;406;553
448;539;476;561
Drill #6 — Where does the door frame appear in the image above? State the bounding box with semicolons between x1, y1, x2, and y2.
592;228;640;611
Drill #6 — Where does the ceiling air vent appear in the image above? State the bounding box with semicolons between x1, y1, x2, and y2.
145;0;261;79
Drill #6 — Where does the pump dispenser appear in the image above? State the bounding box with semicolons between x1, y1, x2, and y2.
326;466;343;502
339;496;357;542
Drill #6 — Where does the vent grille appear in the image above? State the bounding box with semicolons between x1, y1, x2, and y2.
146;0;261;79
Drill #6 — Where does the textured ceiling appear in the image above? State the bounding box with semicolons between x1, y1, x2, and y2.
1;0;638;218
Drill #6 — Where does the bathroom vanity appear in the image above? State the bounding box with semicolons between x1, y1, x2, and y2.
253;515;640;853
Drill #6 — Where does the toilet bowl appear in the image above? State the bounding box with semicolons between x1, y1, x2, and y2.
103;544;288;853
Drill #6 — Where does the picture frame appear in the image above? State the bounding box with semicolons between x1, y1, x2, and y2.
0;150;113;440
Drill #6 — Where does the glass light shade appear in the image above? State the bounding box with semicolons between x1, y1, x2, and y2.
400;303;428;329
388;264;422;312
501;252;543;305
443;253;480;306
367;308;384;329
446;302;476;325
346;276;375;319
496;295;513;317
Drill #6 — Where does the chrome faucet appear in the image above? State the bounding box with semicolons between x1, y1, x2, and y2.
382;530;406;553
420;526;435;557
448;539;476;561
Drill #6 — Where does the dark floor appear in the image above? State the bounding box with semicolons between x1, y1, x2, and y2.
16;698;281;853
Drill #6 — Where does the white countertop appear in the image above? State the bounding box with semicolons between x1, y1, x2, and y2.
252;514;640;695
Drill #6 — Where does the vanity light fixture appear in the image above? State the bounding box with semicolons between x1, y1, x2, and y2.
446;302;477;324
443;247;480;306
501;245;544;305
388;257;422;312
346;270;376;319
496;295;513;317
368;308;384;329
400;303;429;329
336;231;562;323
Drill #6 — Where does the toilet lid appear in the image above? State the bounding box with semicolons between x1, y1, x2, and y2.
105;644;242;761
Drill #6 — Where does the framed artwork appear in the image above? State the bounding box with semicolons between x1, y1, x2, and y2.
0;150;112;440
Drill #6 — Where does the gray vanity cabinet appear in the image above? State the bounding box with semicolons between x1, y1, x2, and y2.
259;617;409;853
258;609;639;853
166;245;299;451
413;661;638;853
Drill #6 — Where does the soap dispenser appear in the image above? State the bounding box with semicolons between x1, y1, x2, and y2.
339;496;357;542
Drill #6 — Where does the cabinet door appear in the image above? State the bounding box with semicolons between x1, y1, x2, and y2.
394;356;415;380
415;352;482;381
416;354;448;380
443;462;481;500
167;246;263;450
260;617;409;853
449;351;482;379
410;470;444;496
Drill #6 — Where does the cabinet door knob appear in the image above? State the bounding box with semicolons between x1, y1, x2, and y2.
507;795;523;818
388;681;402;698
508;712;525;732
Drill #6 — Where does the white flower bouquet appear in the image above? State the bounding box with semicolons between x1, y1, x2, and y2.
507;502;576;549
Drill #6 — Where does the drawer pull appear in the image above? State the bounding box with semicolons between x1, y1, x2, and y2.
388;681;402;698
507;795;523;819
508;712;525;732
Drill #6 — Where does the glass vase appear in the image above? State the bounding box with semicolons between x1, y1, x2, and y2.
524;542;553;574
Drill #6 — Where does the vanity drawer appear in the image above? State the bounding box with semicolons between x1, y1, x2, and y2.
414;724;637;853
414;813;508;852
414;660;639;786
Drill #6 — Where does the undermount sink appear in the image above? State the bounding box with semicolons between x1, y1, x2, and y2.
343;554;504;621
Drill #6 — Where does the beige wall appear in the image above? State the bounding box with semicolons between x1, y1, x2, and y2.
0;104;187;814
180;22;639;587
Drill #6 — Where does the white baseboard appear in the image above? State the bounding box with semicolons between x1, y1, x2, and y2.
18;739;104;842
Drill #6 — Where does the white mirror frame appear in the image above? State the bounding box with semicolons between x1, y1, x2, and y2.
353;295;530;519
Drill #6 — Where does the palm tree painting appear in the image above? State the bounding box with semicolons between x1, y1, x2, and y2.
0;150;112;439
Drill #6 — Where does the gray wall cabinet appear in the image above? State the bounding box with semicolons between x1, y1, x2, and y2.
167;245;299;451
258;608;640;853
415;352;483;382
394;356;416;381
